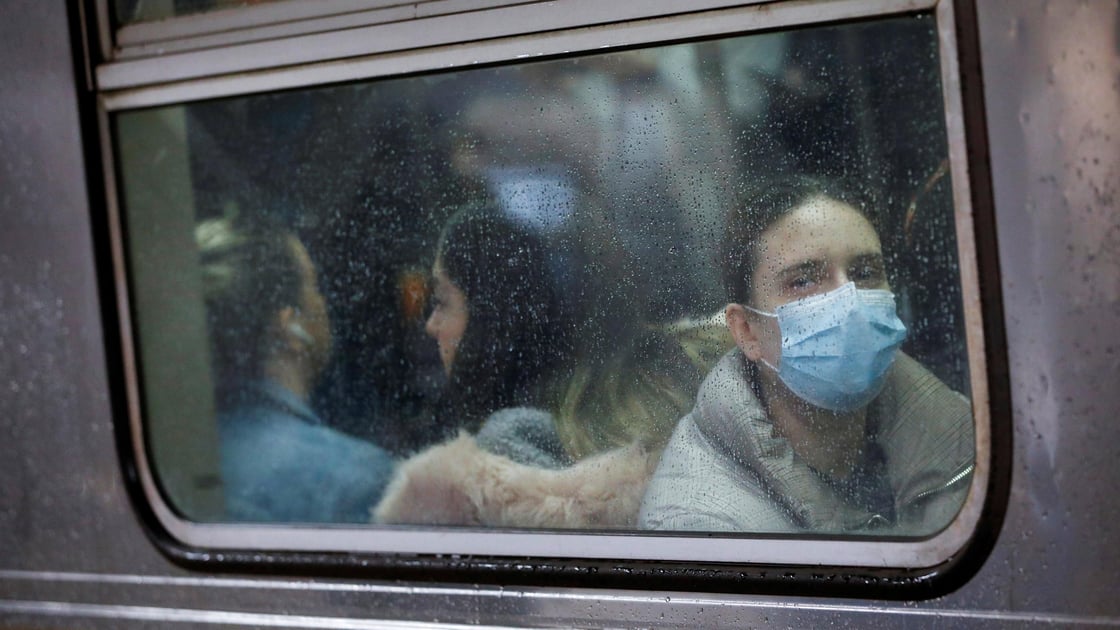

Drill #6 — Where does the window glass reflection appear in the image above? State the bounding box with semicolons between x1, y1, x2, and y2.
116;13;975;536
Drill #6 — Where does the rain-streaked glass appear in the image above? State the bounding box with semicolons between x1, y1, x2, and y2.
115;14;975;536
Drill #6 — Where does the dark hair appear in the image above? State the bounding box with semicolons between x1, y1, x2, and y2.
196;216;302;400
436;206;571;431
721;175;873;305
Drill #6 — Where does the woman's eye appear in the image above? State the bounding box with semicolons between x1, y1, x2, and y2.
779;263;826;295
787;275;816;291
851;261;886;284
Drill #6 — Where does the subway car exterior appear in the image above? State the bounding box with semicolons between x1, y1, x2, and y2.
1;0;1118;627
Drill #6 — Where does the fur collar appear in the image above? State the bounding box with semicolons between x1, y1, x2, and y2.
374;432;658;529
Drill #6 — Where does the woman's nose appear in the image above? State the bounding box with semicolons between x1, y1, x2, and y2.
424;313;438;338
811;273;845;295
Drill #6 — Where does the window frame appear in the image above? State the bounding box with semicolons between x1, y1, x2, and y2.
91;0;1007;594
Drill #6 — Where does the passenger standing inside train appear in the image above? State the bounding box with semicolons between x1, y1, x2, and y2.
197;216;394;523
640;176;974;535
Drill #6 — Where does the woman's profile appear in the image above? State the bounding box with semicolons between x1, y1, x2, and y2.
421;205;574;467
374;205;701;528
639;175;975;535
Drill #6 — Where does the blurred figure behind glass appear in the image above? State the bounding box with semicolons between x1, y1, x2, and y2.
197;215;394;523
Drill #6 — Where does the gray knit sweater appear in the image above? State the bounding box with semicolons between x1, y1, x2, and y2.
475;406;571;469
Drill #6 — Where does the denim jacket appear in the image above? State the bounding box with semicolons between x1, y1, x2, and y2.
219;380;395;523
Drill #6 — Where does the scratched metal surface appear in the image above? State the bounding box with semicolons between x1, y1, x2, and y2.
0;0;1117;627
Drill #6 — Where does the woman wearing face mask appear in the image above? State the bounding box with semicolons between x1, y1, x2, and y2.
639;176;974;535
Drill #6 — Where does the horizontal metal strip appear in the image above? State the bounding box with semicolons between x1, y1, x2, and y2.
101;0;932;109
2;595;1118;626
114;0;542;58
117;0;449;46
98;0;784;91
0;600;513;629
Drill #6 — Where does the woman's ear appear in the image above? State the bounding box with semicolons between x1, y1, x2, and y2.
275;306;302;351
725;303;763;362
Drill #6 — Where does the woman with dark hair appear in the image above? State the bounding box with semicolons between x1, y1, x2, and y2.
640;175;974;535
374;205;703;529
425;205;570;454
419;205;575;468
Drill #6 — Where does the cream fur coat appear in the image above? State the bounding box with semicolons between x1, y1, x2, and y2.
373;432;658;529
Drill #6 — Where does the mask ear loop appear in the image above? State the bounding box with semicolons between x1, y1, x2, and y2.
286;307;315;346
740;303;780;373
742;304;777;318
288;322;314;345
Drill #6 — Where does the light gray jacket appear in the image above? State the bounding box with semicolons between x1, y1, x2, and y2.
639;351;974;535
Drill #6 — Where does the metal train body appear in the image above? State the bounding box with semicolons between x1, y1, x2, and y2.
1;0;1118;627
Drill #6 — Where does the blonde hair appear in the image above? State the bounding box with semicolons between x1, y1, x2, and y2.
195;215;301;398
552;327;704;461
663;310;736;373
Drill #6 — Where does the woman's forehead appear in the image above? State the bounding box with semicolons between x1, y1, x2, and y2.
756;196;881;265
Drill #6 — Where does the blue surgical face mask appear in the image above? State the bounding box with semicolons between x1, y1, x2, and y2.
745;282;908;412
485;165;576;234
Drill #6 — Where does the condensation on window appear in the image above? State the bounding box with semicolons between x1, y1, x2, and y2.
115;13;976;537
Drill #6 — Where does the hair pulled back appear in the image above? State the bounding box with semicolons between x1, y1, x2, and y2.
196;216;302;401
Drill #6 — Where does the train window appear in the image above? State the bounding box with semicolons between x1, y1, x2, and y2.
104;0;992;571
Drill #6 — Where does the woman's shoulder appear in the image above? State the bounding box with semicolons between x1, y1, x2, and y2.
874;352;975;534
476;406;571;468
875;353;974;466
640;413;794;532
687;351;774;467
219;396;394;485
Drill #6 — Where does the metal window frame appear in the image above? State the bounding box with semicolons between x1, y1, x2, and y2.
112;0;490;45
93;0;1002;588
99;0;778;66
111;0;544;58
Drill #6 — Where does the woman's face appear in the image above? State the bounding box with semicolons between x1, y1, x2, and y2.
425;260;469;375
734;195;888;364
